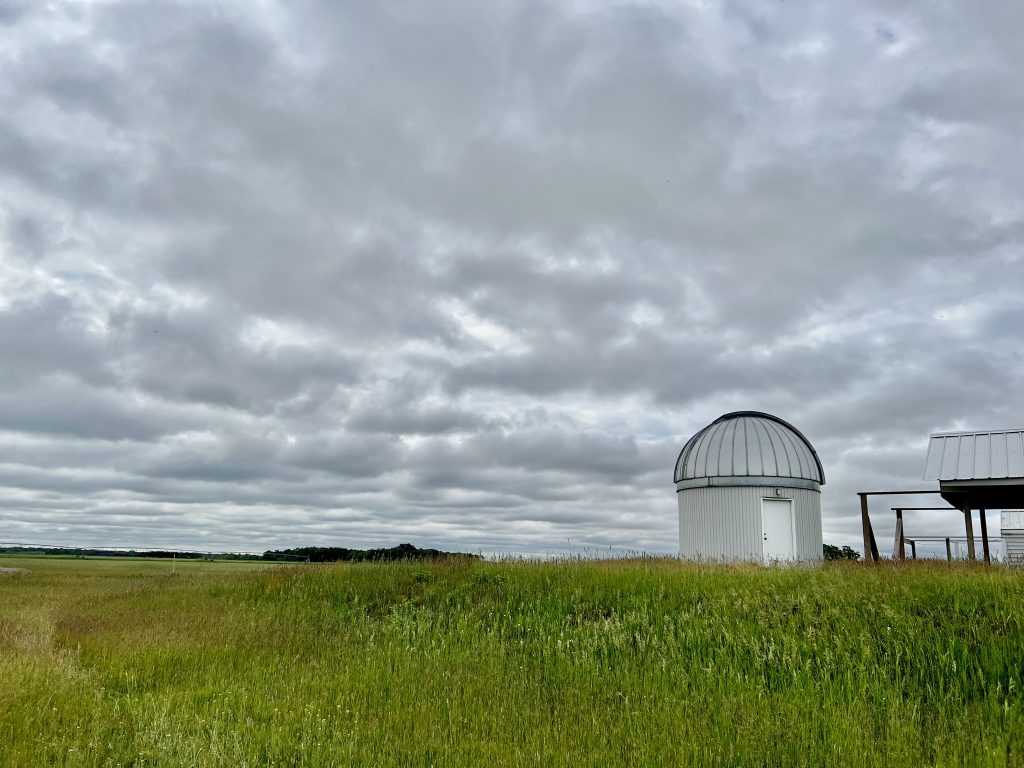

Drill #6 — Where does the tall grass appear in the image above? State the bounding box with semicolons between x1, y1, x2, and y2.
1;555;1022;766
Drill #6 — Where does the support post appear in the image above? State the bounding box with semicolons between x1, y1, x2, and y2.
895;509;905;560
964;505;976;561
860;493;871;562
859;494;879;563
979;508;990;564
910;540;917;560
945;537;952;561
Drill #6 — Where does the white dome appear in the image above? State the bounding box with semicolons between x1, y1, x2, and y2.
674;411;825;486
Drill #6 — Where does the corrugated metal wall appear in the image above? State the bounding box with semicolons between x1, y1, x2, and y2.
1005;534;1024;565
677;485;822;562
1003;511;1024;565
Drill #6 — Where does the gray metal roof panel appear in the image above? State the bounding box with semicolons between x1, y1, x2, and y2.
930;428;1024;437
751;418;774;475
683;421;712;479
703;421;726;477
923;430;1024;480
779;419;809;478
957;434;976;478
764;419;794;477
923;437;944;479
756;419;780;475
1009;433;1024;477
990;434;1006;478
731;418;748;476
720;417;738;476
941;437;959;478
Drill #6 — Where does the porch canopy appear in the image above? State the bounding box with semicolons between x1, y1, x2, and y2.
923;428;1024;510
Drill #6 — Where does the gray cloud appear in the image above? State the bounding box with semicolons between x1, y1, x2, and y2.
0;0;1021;555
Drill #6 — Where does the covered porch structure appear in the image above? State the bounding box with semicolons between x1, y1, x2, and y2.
856;428;1024;564
923;428;1024;564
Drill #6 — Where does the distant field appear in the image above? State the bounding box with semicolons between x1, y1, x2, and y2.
0;554;275;573
1;556;1022;766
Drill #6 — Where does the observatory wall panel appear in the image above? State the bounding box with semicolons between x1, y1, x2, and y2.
1003;511;1024;565
1005;532;1024;565
677;485;822;561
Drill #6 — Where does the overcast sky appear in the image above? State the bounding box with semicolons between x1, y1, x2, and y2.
1;0;1022;556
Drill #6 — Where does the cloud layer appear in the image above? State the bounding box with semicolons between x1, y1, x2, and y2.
1;0;1022;555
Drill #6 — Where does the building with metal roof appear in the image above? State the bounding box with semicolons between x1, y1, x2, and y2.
916;429;1024;563
674;412;824;562
923;429;1024;510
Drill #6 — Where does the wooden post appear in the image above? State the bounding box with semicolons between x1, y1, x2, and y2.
963;505;976;561
860;493;871;562
979;508;990;564
945;537;952;561
892;516;903;559
896;509;905;560
859;494;879;563
910;540;917;560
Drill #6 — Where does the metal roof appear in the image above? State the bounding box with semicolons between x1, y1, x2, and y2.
923;429;1024;481
673;411;825;485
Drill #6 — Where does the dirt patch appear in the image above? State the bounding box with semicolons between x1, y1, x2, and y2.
0;567;29;576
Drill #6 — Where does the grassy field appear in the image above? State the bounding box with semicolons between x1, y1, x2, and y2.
1;556;1023;767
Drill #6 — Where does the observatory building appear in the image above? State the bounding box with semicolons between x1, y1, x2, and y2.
674;411;825;562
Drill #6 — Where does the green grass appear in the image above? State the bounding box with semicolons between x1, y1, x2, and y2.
1;556;1022;766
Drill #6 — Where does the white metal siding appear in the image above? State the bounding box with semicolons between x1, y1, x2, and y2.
678;485;822;562
1003;511;1024;566
1003;510;1024;530
1005;533;1024;565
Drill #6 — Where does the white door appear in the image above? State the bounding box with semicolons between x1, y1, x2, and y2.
761;498;795;562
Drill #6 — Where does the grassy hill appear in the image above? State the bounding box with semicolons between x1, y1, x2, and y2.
1;555;1022;766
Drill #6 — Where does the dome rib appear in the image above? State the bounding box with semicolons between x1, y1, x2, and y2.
742;417;757;474
761;419;785;476
754;417;777;476
789;423;811;478
692;421;715;478
720;418;737;476
674;411;824;485
749;416;765;475
732;418;746;475
703;422;723;478
767;419;796;477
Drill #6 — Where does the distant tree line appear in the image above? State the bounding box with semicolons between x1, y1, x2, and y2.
823;544;860;561
1;543;478;563
0;546;218;559
261;543;481;562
